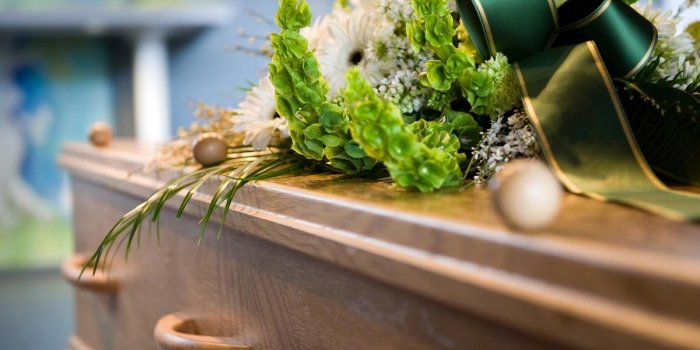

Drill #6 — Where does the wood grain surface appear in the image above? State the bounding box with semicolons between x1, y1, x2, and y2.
59;141;700;350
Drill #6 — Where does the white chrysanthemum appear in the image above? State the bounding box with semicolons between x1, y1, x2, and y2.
233;74;289;150
377;0;413;23
301;15;330;52
315;8;393;98
350;0;378;10
633;3;699;88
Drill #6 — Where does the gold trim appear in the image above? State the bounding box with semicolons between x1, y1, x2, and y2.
547;0;560;30
516;47;700;221
472;0;497;56
544;0;560;48
560;0;611;31
623;27;658;79
630;79;700;105
627;82;651;99
626;200;687;221
585;41;668;191
669;189;700;200
513;62;583;194
544;33;558;49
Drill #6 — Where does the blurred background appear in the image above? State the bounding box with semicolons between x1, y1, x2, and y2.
0;0;695;349
0;0;332;349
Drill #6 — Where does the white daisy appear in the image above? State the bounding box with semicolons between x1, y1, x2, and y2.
633;3;699;88
350;0;377;10
315;8;393;98
301;15;331;52
233;74;290;150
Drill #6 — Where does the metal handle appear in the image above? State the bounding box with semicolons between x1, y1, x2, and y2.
154;313;251;350
61;254;119;292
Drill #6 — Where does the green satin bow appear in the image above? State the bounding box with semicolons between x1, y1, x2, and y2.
458;0;700;221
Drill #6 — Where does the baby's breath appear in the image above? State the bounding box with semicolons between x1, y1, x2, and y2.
472;108;540;185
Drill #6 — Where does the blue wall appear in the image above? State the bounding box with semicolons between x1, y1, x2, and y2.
168;0;333;134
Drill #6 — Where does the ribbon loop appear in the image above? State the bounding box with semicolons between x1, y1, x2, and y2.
456;0;700;221
458;0;656;78
554;0;657;78
515;41;700;220
458;0;558;61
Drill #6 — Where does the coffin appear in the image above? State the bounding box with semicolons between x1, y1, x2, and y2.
59;141;700;350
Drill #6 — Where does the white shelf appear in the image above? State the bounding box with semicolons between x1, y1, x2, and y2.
0;6;233;36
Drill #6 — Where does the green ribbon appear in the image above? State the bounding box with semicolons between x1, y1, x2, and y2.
458;0;700;221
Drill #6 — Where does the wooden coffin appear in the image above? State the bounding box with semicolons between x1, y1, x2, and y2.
59;141;700;350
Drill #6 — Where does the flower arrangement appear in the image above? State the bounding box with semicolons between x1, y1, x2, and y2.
84;0;700;272
153;0;534;185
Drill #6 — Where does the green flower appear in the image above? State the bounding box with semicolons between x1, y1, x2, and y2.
344;68;464;192
275;0;312;31
269;0;375;174
443;109;481;149
456;20;481;63
474;53;521;117
408;0;516;117
425;60;452;91
407;0;456;61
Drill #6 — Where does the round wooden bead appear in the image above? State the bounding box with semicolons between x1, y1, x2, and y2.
89;122;113;148
489;159;563;230
193;135;228;167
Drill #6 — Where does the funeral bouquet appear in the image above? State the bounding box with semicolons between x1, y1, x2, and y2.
85;0;699;271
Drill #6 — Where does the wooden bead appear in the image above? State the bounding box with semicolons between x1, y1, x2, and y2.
489;159;563;230
193;135;228;167
89;122;113;148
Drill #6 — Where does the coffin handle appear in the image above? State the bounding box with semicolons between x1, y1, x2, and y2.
154;313;251;350
61;254;119;292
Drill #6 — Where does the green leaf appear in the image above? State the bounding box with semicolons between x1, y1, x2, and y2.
445;52;470;79
344;140;367;158
426;61;452;91
319;134;344;147
303;138;325;157
81;150;307;278
329;155;363;174
319;103;347;132
303;123;323;140
444;109;481;148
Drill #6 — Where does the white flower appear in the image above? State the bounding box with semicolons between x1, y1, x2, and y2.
378;0;414;24
374;69;429;114
301;15;331;52
315;8;393;98
233;74;290;150
472;108;540;185
633;3;699;88
350;0;377;10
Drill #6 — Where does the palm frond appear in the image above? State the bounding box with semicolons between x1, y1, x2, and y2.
616;80;700;185
81;148;307;278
